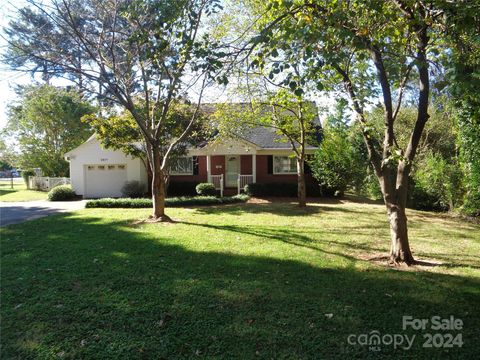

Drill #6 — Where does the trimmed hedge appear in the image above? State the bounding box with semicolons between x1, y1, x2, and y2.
86;194;250;208
244;182;327;197
196;183;216;196
48;185;77;201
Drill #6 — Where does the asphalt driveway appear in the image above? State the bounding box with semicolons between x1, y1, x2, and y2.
0;200;86;226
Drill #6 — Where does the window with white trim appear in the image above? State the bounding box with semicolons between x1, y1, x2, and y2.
171;157;194;175
273;156;297;174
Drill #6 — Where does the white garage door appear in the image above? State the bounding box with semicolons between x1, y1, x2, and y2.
85;164;127;198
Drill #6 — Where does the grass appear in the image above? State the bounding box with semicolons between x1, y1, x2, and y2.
1;197;479;359
0;182;46;202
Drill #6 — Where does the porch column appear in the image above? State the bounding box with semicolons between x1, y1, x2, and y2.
252;154;256;183
207;154;212;183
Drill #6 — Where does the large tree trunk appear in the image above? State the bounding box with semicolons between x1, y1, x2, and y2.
151;148;171;221
297;157;306;207
380;169;415;265
386;202;414;265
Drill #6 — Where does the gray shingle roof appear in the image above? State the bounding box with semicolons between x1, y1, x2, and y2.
199;102;322;149
238;126;319;149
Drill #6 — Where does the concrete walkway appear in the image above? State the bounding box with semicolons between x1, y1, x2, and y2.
0;200;86;226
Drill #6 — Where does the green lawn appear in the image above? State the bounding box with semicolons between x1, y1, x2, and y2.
0;182;47;201
1;198;479;359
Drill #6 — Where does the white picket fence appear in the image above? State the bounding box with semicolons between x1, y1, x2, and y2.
29;176;70;191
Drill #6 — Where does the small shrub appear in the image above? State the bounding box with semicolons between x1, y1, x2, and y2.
121;181;146;198
196;183;217;196
244;183;266;196
225;194;250;203
167;181;198;196
22;169;36;188
85;195;250;208
48;185;76;201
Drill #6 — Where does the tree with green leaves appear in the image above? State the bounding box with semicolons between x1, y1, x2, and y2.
84;102;209;194
5;85;94;176
0;138;18;171
258;92;320;207
83;113;145;168
312;128;353;196
247;0;474;264
360;96;465;212
444;3;480;216
83;109;152;193
3;7;80;84
217;88;319;207
4;0;224;221
215;24;322;206
312;101;365;196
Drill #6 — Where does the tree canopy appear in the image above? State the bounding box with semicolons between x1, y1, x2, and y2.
5;85;95;176
4;0;226;220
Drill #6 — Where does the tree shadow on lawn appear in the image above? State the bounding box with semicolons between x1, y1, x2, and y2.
1;214;479;359
181;222;480;271
0;187;18;196
246;194;384;206
194;201;367;217
413;253;480;270
180;221;387;260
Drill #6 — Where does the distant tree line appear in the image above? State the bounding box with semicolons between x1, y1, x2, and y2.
311;95;480;217
3;85;95;177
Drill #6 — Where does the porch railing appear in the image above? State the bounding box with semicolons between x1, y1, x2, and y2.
237;174;254;194
210;174;224;197
29;176;70;191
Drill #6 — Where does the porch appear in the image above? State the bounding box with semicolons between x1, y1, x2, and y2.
207;154;256;196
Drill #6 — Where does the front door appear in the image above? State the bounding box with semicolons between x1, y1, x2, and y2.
225;155;240;187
